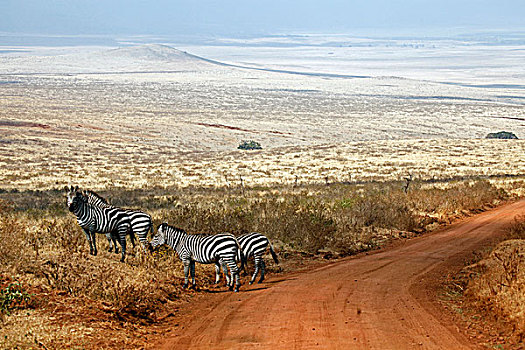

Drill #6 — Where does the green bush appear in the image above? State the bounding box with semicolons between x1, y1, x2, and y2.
0;282;32;316
238;140;262;150
486;131;518;139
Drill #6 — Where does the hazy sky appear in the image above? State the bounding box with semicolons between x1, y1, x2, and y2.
1;0;524;37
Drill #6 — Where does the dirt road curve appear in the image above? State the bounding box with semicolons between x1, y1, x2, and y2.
155;200;525;349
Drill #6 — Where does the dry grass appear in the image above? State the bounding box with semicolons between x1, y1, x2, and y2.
449;216;525;347
0;176;519;348
463;239;525;344
1;70;525;191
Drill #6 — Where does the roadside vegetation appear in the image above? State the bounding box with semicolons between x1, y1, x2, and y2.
0;178;521;348
453;215;525;347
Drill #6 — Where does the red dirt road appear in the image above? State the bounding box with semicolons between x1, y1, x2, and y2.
154;200;525;349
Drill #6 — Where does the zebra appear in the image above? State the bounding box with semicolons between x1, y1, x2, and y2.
81;190;135;253
150;223;245;292
82;190;152;253
66;186;131;262
221;232;279;285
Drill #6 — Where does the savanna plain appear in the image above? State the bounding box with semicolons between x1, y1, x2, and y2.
1;34;525;348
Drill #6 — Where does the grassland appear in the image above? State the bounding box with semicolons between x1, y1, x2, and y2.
1;42;524;348
1;76;525;190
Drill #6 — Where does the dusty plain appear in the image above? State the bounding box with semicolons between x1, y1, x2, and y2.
1;35;525;190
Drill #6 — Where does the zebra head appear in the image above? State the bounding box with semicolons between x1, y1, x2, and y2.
65;186;86;212
65;185;80;209
150;223;168;251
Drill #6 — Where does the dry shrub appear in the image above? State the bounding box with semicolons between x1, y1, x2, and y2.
411;180;507;218
464;239;525;341
506;215;525;240
337;186;418;231
0;201;38;275
152;179;506;255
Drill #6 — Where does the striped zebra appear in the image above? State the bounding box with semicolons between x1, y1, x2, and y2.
237;232;280;284
66;186;131;262
82;190;152;252
81;190;135;253
150;223;244;292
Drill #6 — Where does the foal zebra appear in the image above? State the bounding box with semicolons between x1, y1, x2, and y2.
150;223;244;292
236;232;280;284
82;190;152;252
66;186;131;262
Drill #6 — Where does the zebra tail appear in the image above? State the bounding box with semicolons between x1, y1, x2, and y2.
269;242;280;265
237;240;246;273
149;220;154;237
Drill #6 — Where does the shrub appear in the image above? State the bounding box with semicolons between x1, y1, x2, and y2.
238;140;262;150
506;215;525;240
0;281;32;316
486;131;518;139
464;239;525;341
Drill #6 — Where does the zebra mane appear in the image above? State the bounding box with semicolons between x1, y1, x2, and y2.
84;190;110;204
160;223;187;235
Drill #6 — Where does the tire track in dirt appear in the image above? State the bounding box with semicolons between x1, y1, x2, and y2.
153;200;525;349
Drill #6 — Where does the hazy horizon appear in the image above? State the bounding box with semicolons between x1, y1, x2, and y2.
2;0;524;40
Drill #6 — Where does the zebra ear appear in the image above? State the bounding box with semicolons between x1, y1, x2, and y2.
74;185;79;192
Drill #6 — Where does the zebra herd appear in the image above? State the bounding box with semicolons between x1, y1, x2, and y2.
65;186;279;292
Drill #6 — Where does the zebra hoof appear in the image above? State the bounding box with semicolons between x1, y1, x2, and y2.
234;288;239;292
108;248;113;253
249;281;254;285
114;249;120;254
183;283;189;289
258;280;264;284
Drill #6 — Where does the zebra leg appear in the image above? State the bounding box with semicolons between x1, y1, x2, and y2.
258;260;266;284
111;231;119;254
182;260;190;288
220;260;231;287
190;260;196;288
130;230;137;249
223;263;230;287
117;225;127;263
91;231;97;256
105;232;113;252
227;259;241;292
250;256;262;285
214;263;221;284
83;228;94;255
138;228;150;253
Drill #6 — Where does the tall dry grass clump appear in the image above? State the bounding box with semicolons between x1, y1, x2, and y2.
463;217;525;342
